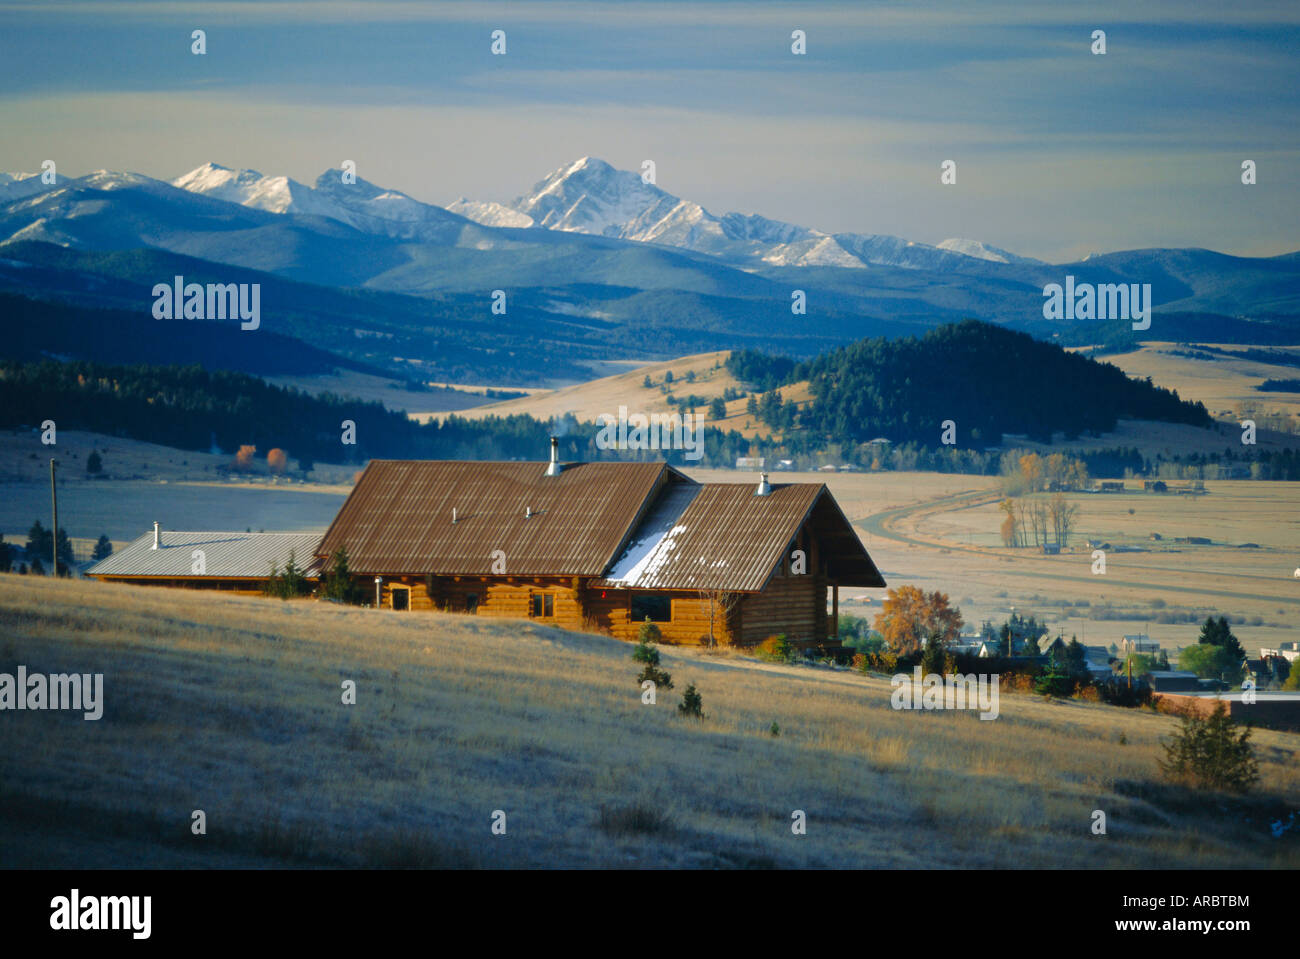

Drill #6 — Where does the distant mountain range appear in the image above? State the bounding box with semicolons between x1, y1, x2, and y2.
1;158;1296;383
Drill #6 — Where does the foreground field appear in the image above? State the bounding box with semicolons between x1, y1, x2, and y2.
1;576;1297;869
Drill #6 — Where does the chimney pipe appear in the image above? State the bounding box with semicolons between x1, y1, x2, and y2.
545;435;561;476
526;505;533;519
452;507;457;524
755;472;771;496
152;521;161;549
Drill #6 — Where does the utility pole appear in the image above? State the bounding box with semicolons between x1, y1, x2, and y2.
49;458;58;577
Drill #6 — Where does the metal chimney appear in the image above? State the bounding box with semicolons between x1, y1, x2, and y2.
526;505;533;519
545;436;562;476
152;521;161;549
755;472;772;496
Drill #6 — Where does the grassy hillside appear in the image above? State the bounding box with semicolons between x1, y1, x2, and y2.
2;576;1297;868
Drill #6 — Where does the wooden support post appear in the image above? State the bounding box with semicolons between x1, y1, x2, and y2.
831;583;839;641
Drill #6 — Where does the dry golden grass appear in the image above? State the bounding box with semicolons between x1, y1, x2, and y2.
2;575;1297;869
1097;343;1300;423
414;350;813;439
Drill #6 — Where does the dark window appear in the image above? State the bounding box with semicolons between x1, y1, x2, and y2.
465;593;479;614
631;594;671;622
530;592;554;618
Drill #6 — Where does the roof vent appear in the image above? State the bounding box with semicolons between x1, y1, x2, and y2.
545;436;562;477
526;505;533;519
755;472;772;497
452;507;457;524
152;521;161;549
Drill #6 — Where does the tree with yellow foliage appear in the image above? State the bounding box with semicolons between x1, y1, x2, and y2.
872;585;963;655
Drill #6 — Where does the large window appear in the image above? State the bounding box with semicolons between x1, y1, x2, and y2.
631;594;671;623
530;592;555;618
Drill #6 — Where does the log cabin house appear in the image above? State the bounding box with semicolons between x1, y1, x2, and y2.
84;525;323;594
312;439;885;647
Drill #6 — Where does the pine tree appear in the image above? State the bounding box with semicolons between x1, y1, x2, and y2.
678;684;704;719
91;535;113;561
1159;702;1259;793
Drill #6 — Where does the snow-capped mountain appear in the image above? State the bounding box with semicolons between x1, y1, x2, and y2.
170;162;320;214
446;198;534;229
172;162;478;244
0;171;66;203
452;156;1045;271
163;157;1047;271
935;237;1039;265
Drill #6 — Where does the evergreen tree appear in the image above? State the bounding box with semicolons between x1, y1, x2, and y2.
91;534;113;561
321;546;363;604
678;684;704;719
1197;616;1244;662
1159;702;1259;792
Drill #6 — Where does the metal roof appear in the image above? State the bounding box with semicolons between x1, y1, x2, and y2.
85;531;324;579
316;460;679;576
596;482;886;592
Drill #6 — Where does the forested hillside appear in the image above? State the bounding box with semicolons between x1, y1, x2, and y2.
729;321;1213;447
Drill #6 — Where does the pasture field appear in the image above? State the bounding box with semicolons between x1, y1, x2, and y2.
686;469;1300;657
1;575;1296;869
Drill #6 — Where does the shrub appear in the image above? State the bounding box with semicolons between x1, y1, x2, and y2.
598;803;674;837
637;664;673;691
1035;666;1075;698
637;617;662;644
769;721;780;737
264;549;310;598
1074;684;1102;703
1004;672;1039;694
1158;702;1259;793
678;684;704;719
632;641;660;666
755;635;797;663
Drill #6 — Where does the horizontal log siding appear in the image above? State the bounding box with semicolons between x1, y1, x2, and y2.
378;575;586;629
738;573;826;646
585;590;740;645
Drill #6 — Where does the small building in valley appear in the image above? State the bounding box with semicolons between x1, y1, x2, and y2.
313;443;885;647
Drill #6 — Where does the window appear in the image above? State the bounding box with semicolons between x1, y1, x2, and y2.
530;592;554;618
631;594;671;623
465;593;479;614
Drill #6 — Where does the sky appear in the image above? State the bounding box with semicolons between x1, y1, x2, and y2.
1;0;1297;262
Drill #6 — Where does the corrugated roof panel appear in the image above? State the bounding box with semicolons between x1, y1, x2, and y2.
85;531;324;579
316;460;676;576
597;483;885;592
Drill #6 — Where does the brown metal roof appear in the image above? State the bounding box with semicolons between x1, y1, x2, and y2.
596;483;886;592
316;460;678;576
